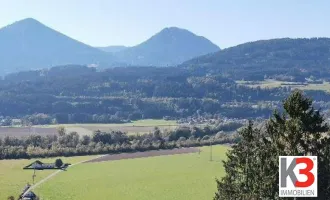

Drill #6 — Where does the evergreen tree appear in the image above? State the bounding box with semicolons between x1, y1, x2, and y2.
55;158;63;168
214;90;330;199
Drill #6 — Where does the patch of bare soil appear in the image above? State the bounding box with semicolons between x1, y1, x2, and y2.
85;148;199;163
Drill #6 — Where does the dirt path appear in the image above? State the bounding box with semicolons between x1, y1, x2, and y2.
22;155;105;196
85;148;199;163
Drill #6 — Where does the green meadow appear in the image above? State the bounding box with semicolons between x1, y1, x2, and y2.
0;156;97;200
35;145;228;200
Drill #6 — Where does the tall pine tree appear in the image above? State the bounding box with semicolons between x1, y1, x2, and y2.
214;90;330;199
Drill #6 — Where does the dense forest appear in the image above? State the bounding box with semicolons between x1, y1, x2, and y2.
3;38;330;124
1;63;330;125
0;65;281;124
182;38;330;81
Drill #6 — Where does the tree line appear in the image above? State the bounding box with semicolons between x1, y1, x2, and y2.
0;124;239;160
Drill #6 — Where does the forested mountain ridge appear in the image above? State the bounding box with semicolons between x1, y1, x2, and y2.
2;64;330;125
3;24;330;124
0;18;118;75
0;65;274;122
114;27;220;66
182;38;330;81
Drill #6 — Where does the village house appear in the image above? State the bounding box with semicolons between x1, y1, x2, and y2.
21;191;37;200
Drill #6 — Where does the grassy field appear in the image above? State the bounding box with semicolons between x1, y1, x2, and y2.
0;119;178;137
0;155;97;200
301;82;330;93
37;119;178;136
236;79;305;89
35;145;228;200
35;119;177;128
236;79;330;93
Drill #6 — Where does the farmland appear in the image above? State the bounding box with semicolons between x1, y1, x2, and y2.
41;119;178;136
236;79;330;93
34;145;228;200
0;127;57;138
0;155;97;200
0;119;178;138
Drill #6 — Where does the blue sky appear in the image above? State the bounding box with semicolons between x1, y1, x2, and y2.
0;0;329;48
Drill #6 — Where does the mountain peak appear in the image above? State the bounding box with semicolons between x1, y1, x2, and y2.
11;18;43;27
157;27;197;36
0;18;116;74
115;27;220;66
1;18;48;33
162;27;186;31
18;18;40;23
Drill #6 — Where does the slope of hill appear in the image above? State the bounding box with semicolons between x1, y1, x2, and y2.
182;38;330;80
0;18;117;74
98;45;128;53
115;27;220;66
3;63;330;124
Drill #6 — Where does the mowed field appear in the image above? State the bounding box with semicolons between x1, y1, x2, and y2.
0;155;97;200
236;79;330;93
0;119;178;137
34;145;228;200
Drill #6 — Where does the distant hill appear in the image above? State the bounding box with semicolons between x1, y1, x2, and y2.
115;27;220;66
0;18;117;75
98;46;128;53
182;38;330;80
0;19;220;73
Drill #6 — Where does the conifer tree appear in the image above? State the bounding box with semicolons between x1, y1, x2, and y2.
214;90;330;199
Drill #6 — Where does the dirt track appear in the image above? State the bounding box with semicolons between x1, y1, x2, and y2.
85;148;199;163
23;155;105;196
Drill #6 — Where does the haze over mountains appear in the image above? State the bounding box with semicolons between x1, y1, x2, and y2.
2;18;330;78
0;18;221;75
113;27;220;66
97;46;128;53
0;18;117;74
3;19;330;134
